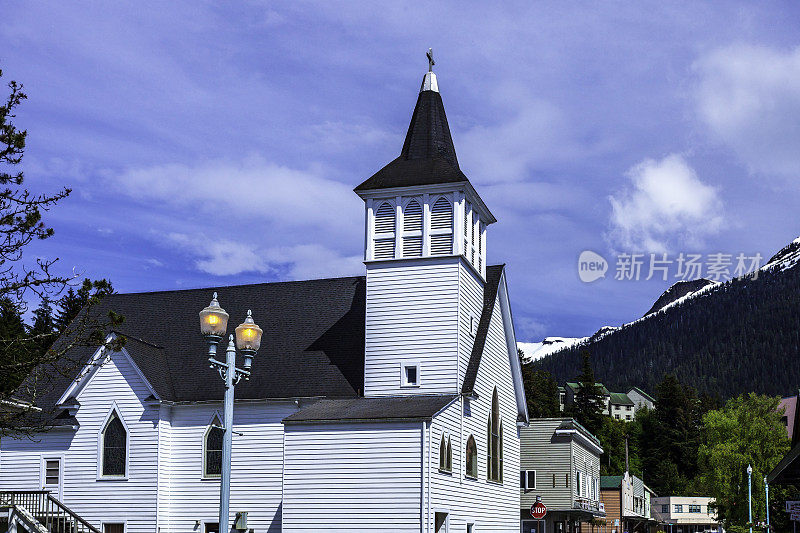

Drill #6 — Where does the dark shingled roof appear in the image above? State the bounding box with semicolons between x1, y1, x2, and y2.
462;265;504;395
355;90;469;192
25;266;504;414
283;394;457;424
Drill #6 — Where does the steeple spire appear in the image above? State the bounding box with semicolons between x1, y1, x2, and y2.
354;49;472;193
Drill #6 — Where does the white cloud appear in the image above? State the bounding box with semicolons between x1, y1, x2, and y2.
694;44;800;179
106;156;365;280
165;233;362;280
606;154;724;252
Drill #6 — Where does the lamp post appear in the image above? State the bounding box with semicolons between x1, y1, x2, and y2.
747;464;753;533
199;293;263;533
764;475;770;530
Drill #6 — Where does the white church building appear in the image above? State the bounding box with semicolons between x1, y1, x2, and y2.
0;62;529;533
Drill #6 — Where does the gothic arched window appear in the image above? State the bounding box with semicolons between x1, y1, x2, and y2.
465;435;477;479
102;411;127;477
487;387;502;482
204;415;224;478
438;433;452;472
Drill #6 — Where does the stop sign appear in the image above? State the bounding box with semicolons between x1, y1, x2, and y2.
531;500;547;519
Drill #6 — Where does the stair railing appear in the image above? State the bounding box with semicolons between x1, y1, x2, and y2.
0;490;101;533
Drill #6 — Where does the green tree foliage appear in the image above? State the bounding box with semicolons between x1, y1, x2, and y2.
638;374;704;496
0;67;122;437
519;348;560;418
533;247;800;399
698;393;791;532
569;351;607;436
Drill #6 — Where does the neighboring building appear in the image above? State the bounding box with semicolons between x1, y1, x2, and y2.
519;419;605;533
563;382;612;416
609;392;635;421
600;474;658;533
768;390;800;487
627;387;655;412
0;60;529;533
778;391;798;441
561;384;653;422
651;496;721;533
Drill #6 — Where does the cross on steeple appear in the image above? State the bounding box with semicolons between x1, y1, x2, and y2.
426;48;435;72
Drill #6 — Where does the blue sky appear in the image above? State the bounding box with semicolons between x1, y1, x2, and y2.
2;2;799;342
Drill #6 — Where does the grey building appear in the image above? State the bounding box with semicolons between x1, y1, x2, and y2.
520;419;605;533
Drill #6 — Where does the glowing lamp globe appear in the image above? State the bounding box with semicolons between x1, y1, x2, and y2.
199;292;229;338
235;310;262;369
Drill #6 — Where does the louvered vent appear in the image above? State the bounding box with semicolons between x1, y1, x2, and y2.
403;236;422;257
374;239;395;260
464;201;471;236
374;202;395;234
403;200;422;232
430;234;452;255
431;197;452;231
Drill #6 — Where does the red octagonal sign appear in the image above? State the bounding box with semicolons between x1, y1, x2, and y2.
531;501;547;520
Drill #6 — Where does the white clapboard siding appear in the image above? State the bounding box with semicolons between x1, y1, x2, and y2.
458;261;485;389
0;353;160;533
427;292;521;532
364;258;461;396
282;422;423;532
161;401;297;533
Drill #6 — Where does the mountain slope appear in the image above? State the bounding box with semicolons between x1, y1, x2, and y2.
533;237;800;399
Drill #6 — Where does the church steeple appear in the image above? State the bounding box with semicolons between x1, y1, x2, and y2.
355;51;495;276
354;50;468;192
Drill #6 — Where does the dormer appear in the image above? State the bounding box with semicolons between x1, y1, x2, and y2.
354;70;496;279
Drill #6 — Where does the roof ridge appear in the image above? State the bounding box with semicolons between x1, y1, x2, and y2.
110;274;366;298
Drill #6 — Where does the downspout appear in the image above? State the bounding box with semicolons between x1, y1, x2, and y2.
421;422;425;533
427;420;432;533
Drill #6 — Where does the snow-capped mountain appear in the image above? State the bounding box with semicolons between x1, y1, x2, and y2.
531;235;800;399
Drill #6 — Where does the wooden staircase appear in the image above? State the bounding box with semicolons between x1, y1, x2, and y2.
0;491;100;533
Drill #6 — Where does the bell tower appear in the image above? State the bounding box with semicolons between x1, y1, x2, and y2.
355;51;496;397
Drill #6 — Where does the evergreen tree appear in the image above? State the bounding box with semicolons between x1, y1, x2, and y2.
0;66;122;437
519;352;560;418
570;351;606;436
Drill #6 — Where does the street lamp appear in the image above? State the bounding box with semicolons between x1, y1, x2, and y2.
747;464;753;533
764;475;770;529
200;293;263;533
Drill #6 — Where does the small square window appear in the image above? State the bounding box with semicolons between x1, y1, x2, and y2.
401;362;420;387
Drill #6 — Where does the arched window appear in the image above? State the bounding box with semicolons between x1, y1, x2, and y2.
438;433;452;472
102;411;127;477
487;387;502;482
429;197;453;255
402;199;423;257
465;435;477;479
204;415;224;478
373;201;396;259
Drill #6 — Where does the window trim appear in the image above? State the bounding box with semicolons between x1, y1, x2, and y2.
40;454;65;498
520;469;536;491
96;403;129;480
202;412;224;480
400;361;421;388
